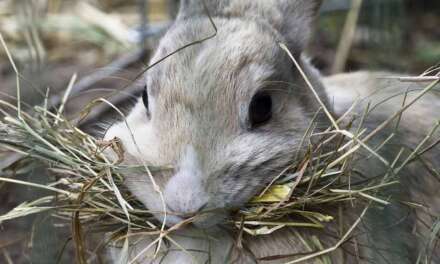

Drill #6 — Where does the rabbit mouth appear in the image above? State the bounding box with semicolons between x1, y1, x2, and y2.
191;211;228;229
153;212;227;229
162;203;229;229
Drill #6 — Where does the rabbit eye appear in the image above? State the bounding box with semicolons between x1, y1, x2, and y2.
249;91;272;128
142;85;149;111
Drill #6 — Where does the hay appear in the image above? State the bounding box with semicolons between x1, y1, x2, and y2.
1;30;440;263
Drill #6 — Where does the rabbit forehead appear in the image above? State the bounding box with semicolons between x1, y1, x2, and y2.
147;17;284;97
146;18;285;129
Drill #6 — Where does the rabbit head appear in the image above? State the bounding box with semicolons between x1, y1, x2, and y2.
104;0;330;227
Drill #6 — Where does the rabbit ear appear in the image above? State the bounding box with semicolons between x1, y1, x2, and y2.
278;0;323;54
177;0;195;18
177;0;214;20
176;0;323;53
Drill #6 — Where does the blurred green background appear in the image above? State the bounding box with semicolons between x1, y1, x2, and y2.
313;0;440;74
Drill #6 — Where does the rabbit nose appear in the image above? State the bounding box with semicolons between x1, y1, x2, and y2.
163;175;209;217
163;146;210;218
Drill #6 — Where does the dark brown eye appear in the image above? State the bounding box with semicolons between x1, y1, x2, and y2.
142;85;149;111
249;91;272;128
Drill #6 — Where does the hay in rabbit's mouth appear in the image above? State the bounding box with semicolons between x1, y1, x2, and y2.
1;33;440;263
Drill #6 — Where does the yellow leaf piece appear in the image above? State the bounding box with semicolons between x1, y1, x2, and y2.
251;184;292;203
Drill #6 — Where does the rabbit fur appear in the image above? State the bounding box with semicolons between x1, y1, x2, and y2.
103;1;440;263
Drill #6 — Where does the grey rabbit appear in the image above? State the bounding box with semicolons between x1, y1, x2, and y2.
103;0;440;263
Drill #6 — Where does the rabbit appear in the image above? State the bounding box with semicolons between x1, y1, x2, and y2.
102;0;440;263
